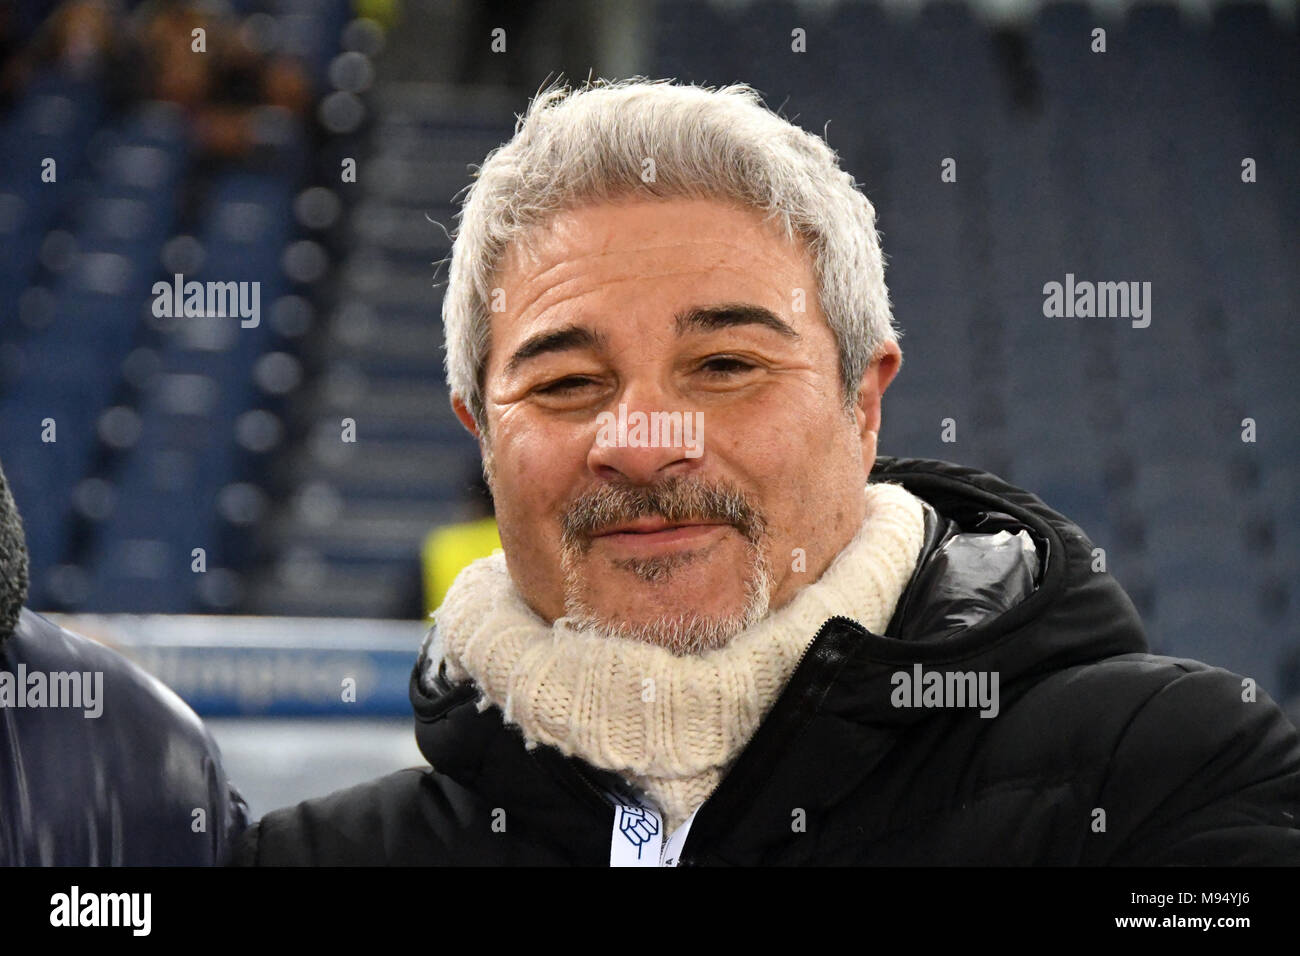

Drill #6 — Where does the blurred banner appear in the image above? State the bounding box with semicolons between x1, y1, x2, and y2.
44;612;426;716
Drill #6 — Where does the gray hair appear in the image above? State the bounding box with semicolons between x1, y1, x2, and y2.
441;77;899;435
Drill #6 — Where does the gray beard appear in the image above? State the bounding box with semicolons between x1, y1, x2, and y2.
560;540;774;656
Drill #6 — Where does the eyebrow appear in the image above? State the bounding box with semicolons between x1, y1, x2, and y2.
503;304;798;376
674;304;800;339
505;325;607;375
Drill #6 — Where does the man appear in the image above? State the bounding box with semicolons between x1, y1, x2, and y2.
235;78;1300;865
0;457;248;864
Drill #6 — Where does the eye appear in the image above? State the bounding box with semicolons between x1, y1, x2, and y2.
534;376;598;395
698;356;756;376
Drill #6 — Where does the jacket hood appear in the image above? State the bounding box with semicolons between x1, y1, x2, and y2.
871;455;1147;676
411;456;1148;780
0;458;29;641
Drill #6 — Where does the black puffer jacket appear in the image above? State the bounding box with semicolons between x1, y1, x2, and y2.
0;460;248;865
234;457;1300;865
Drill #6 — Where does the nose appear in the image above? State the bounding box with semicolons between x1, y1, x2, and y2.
586;388;705;485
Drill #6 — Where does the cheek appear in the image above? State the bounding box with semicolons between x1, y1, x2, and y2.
722;401;858;533
712;391;845;470
490;416;590;529
705;411;805;514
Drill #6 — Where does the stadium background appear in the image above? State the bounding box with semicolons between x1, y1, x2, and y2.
0;0;1295;816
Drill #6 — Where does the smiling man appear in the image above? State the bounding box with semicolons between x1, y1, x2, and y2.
235;78;1300;866
475;197;892;658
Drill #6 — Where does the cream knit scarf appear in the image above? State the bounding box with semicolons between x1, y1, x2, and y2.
426;480;927;831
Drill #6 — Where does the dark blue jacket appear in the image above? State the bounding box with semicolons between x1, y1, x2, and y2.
0;459;247;865
0;608;249;865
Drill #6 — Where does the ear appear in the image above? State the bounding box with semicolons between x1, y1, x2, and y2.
452;394;480;439
853;340;901;467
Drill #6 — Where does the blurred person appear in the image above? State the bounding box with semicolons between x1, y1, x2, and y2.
0;456;248;865
421;471;500;616
235;78;1300;866
0;0;133;110
126;0;310;160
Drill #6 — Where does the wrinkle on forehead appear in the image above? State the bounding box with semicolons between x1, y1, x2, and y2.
495;197;813;291
493;202;818;328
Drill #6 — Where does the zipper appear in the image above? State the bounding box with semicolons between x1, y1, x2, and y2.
789;614;852;675
518;614;860;866
673;615;859;866
527;744;619;819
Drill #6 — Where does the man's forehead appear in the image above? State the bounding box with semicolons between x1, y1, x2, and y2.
497;198;811;285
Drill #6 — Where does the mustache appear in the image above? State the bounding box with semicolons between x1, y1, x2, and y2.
560;476;766;552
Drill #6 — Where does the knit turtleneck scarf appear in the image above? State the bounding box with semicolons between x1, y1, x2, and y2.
426;480;928;831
